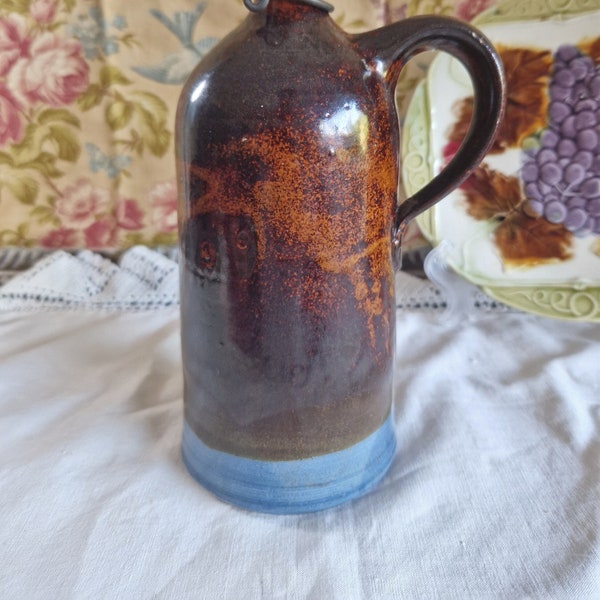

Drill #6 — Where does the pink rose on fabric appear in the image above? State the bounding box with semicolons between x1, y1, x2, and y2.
149;180;178;233
8;33;89;107
40;227;79;249
454;0;494;21
55;179;110;228
116;198;144;230
29;0;58;24
84;217;117;249
0;85;23;146
0;15;30;77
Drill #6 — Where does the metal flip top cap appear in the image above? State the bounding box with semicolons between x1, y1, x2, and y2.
244;0;334;12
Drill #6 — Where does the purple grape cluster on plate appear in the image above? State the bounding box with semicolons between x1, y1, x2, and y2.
521;44;600;236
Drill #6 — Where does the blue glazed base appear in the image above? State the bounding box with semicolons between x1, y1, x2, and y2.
181;414;396;514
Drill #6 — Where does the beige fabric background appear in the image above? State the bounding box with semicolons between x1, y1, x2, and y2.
0;0;493;253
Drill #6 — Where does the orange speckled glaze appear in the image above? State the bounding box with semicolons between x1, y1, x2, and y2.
177;4;398;460
176;0;505;460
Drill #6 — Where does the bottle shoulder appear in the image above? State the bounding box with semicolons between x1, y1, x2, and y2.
175;14;393;152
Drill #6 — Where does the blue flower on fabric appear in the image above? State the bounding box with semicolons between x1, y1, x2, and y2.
112;15;128;31
86;144;132;180
68;9;127;59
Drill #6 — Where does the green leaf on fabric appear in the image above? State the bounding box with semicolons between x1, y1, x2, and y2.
151;232;177;246
106;100;134;131
78;84;105;111
123;233;147;245
0;158;38;205
30;205;60;226
4;175;39;206
1;223;35;247
0;152;15;166
23;153;63;179
100;65;132;87
131;91;168;123
123;232;176;249
10;124;37;158
11;113;80;164
47;125;81;162
0;226;33;246
143;124;171;157
38;109;81;128
0;0;30;14
119;33;139;49
133;107;171;157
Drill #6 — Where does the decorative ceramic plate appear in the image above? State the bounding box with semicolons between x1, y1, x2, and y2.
404;0;600;321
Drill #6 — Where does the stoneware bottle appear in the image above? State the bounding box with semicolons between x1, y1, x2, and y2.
176;0;505;513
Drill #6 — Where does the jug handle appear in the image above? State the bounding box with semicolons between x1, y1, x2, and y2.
351;16;505;248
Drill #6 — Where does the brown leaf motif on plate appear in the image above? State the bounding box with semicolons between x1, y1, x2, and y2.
445;38;600;269
446;46;552;154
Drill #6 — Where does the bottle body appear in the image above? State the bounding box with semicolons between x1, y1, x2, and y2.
177;6;398;509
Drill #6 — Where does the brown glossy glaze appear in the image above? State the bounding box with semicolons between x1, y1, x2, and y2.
176;0;505;460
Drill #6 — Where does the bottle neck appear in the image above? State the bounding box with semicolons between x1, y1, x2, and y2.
244;0;333;14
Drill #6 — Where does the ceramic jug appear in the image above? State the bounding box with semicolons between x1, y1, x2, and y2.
176;0;505;513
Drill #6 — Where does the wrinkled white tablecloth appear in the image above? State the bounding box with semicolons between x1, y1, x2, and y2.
1;247;599;599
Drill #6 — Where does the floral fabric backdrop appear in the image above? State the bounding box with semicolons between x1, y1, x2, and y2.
0;0;496;252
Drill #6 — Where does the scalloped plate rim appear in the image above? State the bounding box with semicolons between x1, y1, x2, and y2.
406;4;600;322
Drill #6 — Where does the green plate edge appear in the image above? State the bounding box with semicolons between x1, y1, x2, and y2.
406;0;600;322
473;0;600;26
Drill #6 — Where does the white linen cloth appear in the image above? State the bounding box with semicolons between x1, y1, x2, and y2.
1;247;599;599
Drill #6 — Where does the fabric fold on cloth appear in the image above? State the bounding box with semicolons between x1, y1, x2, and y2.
0;247;178;312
